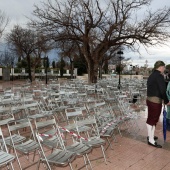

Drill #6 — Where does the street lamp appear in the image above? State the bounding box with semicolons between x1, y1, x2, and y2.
117;50;123;90
45;56;48;85
130;64;133;79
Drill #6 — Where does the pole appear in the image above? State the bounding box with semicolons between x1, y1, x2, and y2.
45;56;48;85
12;61;14;81
118;56;121;89
130;64;132;79
117;50;123;90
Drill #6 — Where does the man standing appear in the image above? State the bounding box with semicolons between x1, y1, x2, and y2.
146;61;170;148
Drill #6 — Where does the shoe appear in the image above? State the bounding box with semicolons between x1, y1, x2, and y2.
147;136;158;141
148;141;162;148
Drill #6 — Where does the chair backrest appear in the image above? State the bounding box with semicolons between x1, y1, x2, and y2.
0;113;14;126
65;107;84;124
33;114;65;149
85;101;97;114
34;114;57;130
10;101;40;118
74;103;88;114
95;103;112;117
75;115;100;140
7;118;36;141
22;94;34;104
95;100;106;109
0;103;11;113
0;126;9;152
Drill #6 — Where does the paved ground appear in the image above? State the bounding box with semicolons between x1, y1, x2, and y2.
1;80;170;170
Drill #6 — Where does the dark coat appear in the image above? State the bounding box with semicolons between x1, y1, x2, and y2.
147;70;169;104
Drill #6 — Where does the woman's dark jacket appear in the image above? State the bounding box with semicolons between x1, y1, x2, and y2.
147;70;169;104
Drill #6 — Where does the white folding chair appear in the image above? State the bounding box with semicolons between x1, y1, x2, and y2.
0;126;15;170
7;118;40;170
75;115;107;164
33;114;93;170
65;107;91;135
34;115;76;170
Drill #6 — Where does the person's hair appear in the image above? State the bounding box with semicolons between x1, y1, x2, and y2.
154;60;165;69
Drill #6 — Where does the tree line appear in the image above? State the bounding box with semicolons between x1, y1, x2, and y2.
1;0;170;83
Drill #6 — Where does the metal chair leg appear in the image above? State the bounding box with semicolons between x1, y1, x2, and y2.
86;154;93;170
101;145;107;165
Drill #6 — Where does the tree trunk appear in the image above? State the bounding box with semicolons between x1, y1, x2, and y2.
70;60;74;79
31;68;35;82
88;61;98;83
99;63;102;79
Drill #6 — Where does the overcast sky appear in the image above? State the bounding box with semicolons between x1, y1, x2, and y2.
0;0;170;67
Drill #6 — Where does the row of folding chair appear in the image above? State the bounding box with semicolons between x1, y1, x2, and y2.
0;79;146;169
33;114;93;170
0;84;142;138
115;94;141;134
0;112;108;169
64;99;124;152
36;100;109;165
0;85;101;169
40;90;141;140
0;113;74;169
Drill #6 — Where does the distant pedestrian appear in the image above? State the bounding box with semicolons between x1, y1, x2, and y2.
164;71;170;87
146;61;170;148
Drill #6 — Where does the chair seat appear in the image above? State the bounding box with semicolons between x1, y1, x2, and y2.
66;142;92;156
3;134;26;146
42;136;61;148
100;128;115;137
64;123;91;133
82;137;106;147
15;139;39;154
44;149;76;167
54;106;68;111
45;128;65;134
0;150;15;166
72;125;91;133
0;117;14;126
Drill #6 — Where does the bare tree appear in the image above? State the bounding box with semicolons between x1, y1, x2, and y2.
0;50;16;67
6;25;52;82
0;10;9;40
31;0;170;83
57;40;80;79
